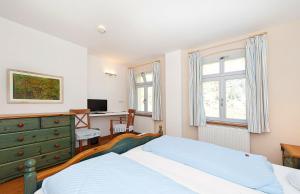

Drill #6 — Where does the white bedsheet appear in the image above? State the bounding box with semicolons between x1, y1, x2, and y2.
35;146;300;194
123;146;300;194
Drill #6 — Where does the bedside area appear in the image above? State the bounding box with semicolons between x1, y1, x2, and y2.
281;143;300;169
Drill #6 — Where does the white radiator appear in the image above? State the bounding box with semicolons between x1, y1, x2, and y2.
198;125;250;152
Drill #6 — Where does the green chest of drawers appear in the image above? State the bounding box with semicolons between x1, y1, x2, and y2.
0;113;75;183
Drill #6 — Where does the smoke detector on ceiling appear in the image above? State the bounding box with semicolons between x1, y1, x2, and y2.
97;25;106;34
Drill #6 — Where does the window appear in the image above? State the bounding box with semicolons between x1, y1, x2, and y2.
203;62;220;75
136;72;153;114
202;55;246;123
202;81;219;118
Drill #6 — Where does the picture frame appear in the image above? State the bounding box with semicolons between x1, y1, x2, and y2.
7;69;64;104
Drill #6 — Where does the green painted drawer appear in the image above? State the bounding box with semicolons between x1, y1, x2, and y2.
0;148;71;182
0;126;70;149
41;116;70;128
0;118;39;134
0;144;40;165
0;159;27;181
0;137;71;165
37;148;71;169
283;157;300;169
41;137;71;154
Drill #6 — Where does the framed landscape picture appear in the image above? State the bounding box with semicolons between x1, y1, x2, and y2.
7;69;63;103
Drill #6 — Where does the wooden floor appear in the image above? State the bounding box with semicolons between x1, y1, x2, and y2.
0;135;115;194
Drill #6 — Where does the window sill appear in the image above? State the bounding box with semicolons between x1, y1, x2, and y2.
206;121;248;128
136;112;152;117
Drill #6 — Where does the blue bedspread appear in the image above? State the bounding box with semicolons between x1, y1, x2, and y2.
42;152;196;194
142;136;283;194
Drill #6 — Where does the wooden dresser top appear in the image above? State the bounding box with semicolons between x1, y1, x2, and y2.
0;112;75;119
281;143;300;158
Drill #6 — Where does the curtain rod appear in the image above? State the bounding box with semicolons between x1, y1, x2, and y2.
201;47;245;58
188;32;267;54
128;60;160;69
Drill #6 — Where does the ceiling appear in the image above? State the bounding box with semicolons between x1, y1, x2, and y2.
0;0;300;64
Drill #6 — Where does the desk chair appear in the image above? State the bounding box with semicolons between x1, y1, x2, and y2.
110;109;136;136
70;109;101;152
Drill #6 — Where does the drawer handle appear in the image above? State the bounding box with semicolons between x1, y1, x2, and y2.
54;144;61;148
54;155;61;160
17;165;24;171
17;136;24;142
17;123;24;128
17;151;24;156
54;131;60;136
54;120;60;124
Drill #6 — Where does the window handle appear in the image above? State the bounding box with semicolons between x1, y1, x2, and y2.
220;98;224;107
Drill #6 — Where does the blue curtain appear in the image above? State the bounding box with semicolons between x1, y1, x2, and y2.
128;68;136;109
246;35;269;133
152;62;162;120
189;52;206;126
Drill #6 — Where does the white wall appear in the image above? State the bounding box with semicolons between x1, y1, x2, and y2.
134;116;155;134
165;50;183;137
87;55;127;112
87;55;128;136
0;17;88;114
127;56;166;134
250;21;300;164
178;20;300;164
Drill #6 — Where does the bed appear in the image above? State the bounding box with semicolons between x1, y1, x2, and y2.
24;133;300;194
124;146;299;194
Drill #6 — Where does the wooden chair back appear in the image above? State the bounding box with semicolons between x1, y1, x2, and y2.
126;109;136;128
69;109;91;129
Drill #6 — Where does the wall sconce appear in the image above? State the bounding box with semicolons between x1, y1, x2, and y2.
104;71;117;77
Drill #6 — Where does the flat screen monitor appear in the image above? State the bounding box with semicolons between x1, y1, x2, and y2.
87;99;107;112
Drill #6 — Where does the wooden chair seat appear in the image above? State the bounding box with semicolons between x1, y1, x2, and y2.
113;124;134;133
75;128;101;140
70;109;101;152
110;109;136;136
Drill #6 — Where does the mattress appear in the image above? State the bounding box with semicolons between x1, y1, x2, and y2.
40;152;195;194
35;146;300;194
123;146;300;194
142;135;282;193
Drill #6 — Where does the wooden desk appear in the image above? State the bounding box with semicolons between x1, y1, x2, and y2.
89;112;128;136
90;112;128;117
281;143;300;169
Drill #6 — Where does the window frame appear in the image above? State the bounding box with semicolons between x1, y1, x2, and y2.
202;56;247;124
135;72;153;115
